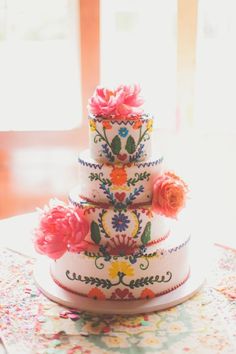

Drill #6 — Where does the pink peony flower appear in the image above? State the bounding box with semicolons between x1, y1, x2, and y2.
87;84;144;118
34;199;89;260
152;172;188;218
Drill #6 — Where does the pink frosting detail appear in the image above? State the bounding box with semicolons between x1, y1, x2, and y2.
88;84;144;118
152;172;188;218
34;199;89;260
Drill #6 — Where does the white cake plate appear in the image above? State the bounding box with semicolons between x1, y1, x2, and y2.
34;258;205;315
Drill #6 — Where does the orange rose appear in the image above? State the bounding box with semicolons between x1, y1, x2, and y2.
110;167;127;185
152;172;188;218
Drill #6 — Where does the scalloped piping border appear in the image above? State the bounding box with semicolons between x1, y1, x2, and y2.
69;193;152;210
89;113;151;125
78;155;163;169
50;268;190;301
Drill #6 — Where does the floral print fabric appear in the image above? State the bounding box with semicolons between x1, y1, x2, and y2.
0;245;236;354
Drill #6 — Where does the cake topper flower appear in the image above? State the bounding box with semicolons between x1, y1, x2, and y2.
152;172;188;218
88;84;144;118
33;199;89;260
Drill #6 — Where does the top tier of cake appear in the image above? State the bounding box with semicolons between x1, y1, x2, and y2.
89;114;153;164
88;84;153;164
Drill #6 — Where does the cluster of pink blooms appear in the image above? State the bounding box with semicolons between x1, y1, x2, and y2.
152;172;188;218
34;199;89;260
88;84;144;118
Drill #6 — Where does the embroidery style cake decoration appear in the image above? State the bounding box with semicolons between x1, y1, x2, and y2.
34;84;191;302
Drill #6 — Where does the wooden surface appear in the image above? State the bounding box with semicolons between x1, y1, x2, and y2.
0;145;79;219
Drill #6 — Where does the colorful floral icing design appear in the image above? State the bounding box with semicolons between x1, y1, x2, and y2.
89;117;153;163
91;209;144;244
104;235;138;256
152;172;188;218
111;288;135;300
87;288;106;300
110;166;127;186
86;207;154;261
140;288;156;299
88;167;150;209
112;212;130;232
88;84;144;118
33;199;89;260
118;127;129;137
65;260;172;290
109;261;134;278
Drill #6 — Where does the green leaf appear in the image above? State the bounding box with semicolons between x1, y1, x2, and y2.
141;221;151;244
125;136;136;154
91;221;101;244
111;136;121;155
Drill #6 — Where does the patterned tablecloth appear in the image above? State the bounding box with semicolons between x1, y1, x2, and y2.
0;244;236;354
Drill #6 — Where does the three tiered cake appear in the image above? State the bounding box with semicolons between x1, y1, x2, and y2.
34;84;190;302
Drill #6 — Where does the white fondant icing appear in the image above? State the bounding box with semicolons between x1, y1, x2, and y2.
50;227;190;300
89;115;153;163
69;195;169;250
77;149;164;205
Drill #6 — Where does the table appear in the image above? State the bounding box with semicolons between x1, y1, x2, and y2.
0;213;236;354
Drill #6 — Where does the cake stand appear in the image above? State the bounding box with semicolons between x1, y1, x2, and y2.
34;256;205;315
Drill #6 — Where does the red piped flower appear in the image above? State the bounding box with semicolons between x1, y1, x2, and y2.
152;172;188;218
88;288;106;300
110;288;135;300
34;199;89;260
140;288;155;299
105;235;137;256
110;166;127;186
133;119;142;129
102;120;112;129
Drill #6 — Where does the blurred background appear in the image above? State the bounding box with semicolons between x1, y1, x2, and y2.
0;0;235;247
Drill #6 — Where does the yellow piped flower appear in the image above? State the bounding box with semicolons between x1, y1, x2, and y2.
146;118;153;132
101;210;112;238
89;119;96;132
108;261;134;279
131;211;139;237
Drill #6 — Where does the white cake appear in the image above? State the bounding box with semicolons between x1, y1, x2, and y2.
34;84;190;301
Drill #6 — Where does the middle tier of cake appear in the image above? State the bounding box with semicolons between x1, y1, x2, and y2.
77;149;164;206
69;193;169;252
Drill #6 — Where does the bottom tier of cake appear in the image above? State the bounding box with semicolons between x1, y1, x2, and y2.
50;227;190;300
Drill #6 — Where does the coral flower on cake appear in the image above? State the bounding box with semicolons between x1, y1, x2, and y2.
152;172;188;218
102;120;112;130
133;119;142;130
140;288;155;299
110;166;127;186
88;288;106;300
88;84;144;118
33;199;89;260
